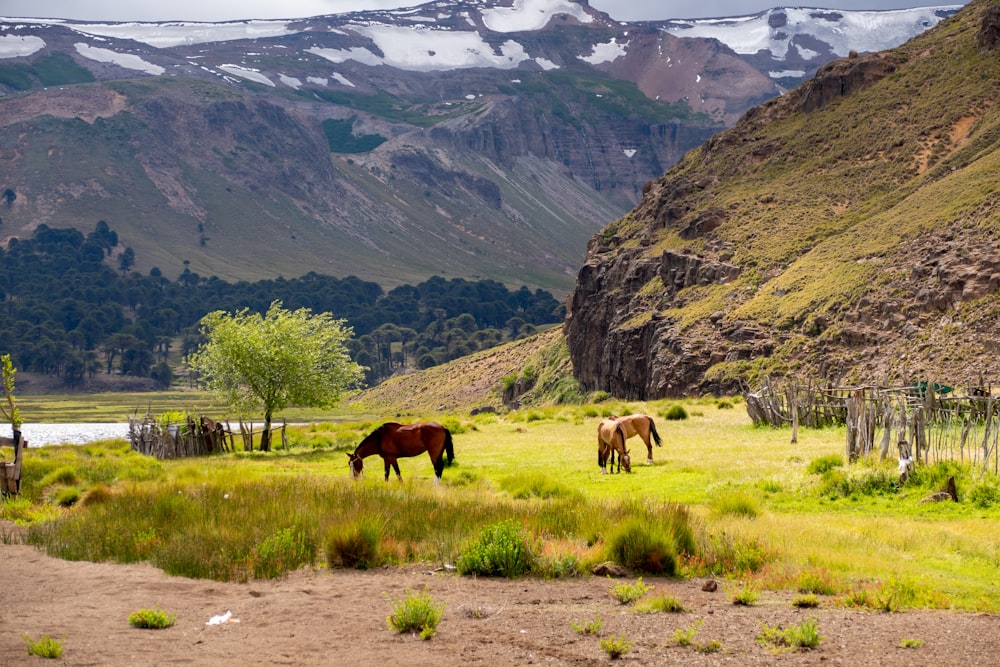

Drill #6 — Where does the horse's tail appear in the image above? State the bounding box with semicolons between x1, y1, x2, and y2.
616;424;627;451
444;428;455;466
649;417;662;447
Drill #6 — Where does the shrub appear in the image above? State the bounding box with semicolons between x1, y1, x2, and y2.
610;577;653;604
673;620;703;646
325;519;381;570
796;568;838;595
251;527;316;579
711;490;759;518
22;634;63;659
663;404;688;421
730;582;760;606
689;530;773;577
792;594;820;608
52;486;81;507
386;587;444;639
79;483;114;506
500;472;580;500
457;520;532;577
599;635;633;659
807;454;843;475
606;518;678;575
969;479;1000;508
635;592;686;613
570;614;602;635
900;638;925;648
128;606;177;629
756;617;823;650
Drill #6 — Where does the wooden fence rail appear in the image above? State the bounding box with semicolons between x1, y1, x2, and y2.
0;430;25;496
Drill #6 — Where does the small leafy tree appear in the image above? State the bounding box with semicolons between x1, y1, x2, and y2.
1;353;21;434
187;301;365;451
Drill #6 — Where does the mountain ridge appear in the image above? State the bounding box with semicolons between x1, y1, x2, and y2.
565;0;1000;396
0;1;959;294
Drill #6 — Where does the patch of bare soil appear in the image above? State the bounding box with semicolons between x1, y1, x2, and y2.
1;543;997;666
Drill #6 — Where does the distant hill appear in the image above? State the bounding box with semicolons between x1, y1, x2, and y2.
0;1;957;294
565;0;1000;396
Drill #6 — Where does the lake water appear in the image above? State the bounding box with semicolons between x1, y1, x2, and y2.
13;423;131;447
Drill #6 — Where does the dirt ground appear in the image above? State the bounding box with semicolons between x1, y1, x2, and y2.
2;543;999;666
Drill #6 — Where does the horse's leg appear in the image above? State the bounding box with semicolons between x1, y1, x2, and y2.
646;435;654;464
392;460;402;481
384;458;391;481
432;449;445;483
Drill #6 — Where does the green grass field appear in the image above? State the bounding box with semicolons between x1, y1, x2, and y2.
3;396;999;612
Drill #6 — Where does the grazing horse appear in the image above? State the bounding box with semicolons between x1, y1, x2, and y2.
348;422;454;483
598;418;631;474
613;414;662;464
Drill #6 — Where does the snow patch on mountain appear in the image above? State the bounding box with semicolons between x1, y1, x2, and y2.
580;38;627;65
481;0;592;32
660;6;959;59
74;42;165;74
0;33;45;57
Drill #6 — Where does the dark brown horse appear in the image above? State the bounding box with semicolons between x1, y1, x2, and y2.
613;414;662;464
598;418;630;474
348;422;454;482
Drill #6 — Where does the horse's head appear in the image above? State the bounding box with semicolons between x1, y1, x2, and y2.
347;452;364;479
621;449;631;473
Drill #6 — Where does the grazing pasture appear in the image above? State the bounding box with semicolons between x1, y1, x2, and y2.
5;397;1000;612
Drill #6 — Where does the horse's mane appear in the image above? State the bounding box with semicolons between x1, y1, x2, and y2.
356;422;402;455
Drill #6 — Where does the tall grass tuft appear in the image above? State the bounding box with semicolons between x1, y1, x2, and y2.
386;587;444;639
457;520;532;577
711;490;760;519
606;511;690;576
251;526;316;579
22;634;63;659
500;472;581;500
325;518;382;570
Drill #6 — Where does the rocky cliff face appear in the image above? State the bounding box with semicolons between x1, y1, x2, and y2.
565;0;1000;397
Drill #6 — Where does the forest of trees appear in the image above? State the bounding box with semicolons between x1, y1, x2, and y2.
0;222;564;388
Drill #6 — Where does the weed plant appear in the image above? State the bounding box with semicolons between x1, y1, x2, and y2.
386;587;444;639
22;634;63;659
252;527;316;578
900;638;925;648
792;594;820;608
756;617;823;650
635;592;686;613
673;620;703;646
730;582;760;606
456;520;532;577
610;577;653;604
599;635;633;659
570;614;602;635
128;606;177;629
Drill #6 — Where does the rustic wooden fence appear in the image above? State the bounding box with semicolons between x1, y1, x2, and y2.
744;378;999;473
0;430;25;496
128;415;287;459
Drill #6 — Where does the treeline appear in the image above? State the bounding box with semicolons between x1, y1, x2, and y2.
0;222;564;387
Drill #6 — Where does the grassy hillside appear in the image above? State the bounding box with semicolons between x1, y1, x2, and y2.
568;0;1000;394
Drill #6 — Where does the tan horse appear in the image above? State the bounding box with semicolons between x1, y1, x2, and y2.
613;414;662;464
597;418;630;474
348;422;454;483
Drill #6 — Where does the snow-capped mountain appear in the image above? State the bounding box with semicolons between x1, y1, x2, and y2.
0;0;961;292
658;6;958;82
